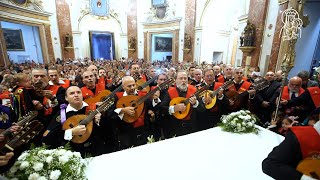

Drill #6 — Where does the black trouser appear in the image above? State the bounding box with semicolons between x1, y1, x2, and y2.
165;119;194;138
117;127;148;150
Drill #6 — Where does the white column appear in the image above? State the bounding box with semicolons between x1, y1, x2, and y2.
194;26;203;64
120;33;128;58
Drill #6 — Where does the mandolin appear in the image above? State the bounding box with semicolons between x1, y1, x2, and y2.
137;75;158;93
106;71;125;88
226;80;270;111
296;154;320;179
62;85;123;144
0;111;38;148
116;78;175;123
170;85;208;120
199;80;234;109
84;89;111;104
0;120;43;154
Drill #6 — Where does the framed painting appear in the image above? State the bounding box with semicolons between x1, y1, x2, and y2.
155;37;172;52
152;0;166;7
3;28;25;51
10;0;27;5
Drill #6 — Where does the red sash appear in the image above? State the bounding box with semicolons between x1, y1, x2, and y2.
81;84;105;100
291;126;320;159
281;86;305;100
116;91;146;128
308;87;320;108
168;85;197;120
217;76;225;83
228;81;251;93
98;77;106;87
61;80;70;89
215;74;223;82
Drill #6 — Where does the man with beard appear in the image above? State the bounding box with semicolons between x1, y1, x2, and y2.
197;68;228;131
271;77;306;122
254;72;281;124
42;86;107;156
31;68;65;127
109;76;152;149
216;64;233;83
161;70;205;137
80;71;105;100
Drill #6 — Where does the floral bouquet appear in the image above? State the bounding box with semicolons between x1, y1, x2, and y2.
219;110;260;134
6;146;88;180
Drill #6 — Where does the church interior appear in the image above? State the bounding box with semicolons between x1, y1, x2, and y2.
0;0;320;179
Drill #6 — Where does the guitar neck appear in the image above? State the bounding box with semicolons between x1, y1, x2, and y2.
184;86;207;104
138;75;158;90
1;113;36;137
135;86;160;106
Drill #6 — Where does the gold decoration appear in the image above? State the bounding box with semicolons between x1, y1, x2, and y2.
0;112;9;123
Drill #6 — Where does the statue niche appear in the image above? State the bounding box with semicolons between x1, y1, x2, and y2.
241;21;255;47
128;37;136;52
65;33;73;48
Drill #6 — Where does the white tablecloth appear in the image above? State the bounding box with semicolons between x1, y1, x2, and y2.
86;126;284;180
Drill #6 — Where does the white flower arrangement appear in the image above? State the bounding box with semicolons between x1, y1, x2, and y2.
6;146;88;180
219;110;260;134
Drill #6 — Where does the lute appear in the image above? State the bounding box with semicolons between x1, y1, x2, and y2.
116;78;175;123
170;85;208;119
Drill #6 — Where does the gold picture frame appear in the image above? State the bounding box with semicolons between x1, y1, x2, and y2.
3;28;25;51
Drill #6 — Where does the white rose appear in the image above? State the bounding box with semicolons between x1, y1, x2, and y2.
222;119;227;124
65;150;73;158
73;152;81;158
20;161;30;170
50;170;61;180
57;149;67;156
245;110;250;114
33;162;44;171
237;123;241;127
9;166;18;173
43;150;53;155
38;176;47;180
46;156;53;163
241;122;246;126
231;120;236;125
28;173;40;180
234;118;239;121
59;155;69;164
18;152;28;161
247;122;253;127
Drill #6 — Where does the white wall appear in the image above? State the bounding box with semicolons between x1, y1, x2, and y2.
151;33;173;61
67;0;128;59
200;0;242;65
1;21;43;63
259;0;278;75
42;0;62;59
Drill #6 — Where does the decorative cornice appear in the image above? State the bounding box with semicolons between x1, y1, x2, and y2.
0;11;50;25
0;2;52;17
142;17;182;26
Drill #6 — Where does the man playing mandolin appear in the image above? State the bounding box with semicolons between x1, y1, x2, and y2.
161;70;205;137
43;86;106;156
262;120;320;180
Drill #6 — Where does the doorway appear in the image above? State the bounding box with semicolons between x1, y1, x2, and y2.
151;33;173;62
89;31;115;60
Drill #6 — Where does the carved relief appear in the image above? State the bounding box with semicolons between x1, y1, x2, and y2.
145;0;176;22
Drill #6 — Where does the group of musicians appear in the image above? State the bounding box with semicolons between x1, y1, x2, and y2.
0;62;319;179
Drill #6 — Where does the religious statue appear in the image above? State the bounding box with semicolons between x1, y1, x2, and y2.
65;33;73;47
128;37;136;49
184;33;192;49
240;32;244;47
242;21;255;47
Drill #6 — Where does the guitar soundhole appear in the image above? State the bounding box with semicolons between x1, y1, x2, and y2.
132;103;136;107
69;124;74;128
179;111;182;114
78;135;82;137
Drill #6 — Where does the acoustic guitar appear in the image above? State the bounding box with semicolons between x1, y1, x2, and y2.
0;111;38;148
296;155;320;179
0;120;43;155
116;78;175;123
170;85;208;120
226;80;270;111
62;85;123;144
199;80;234;109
